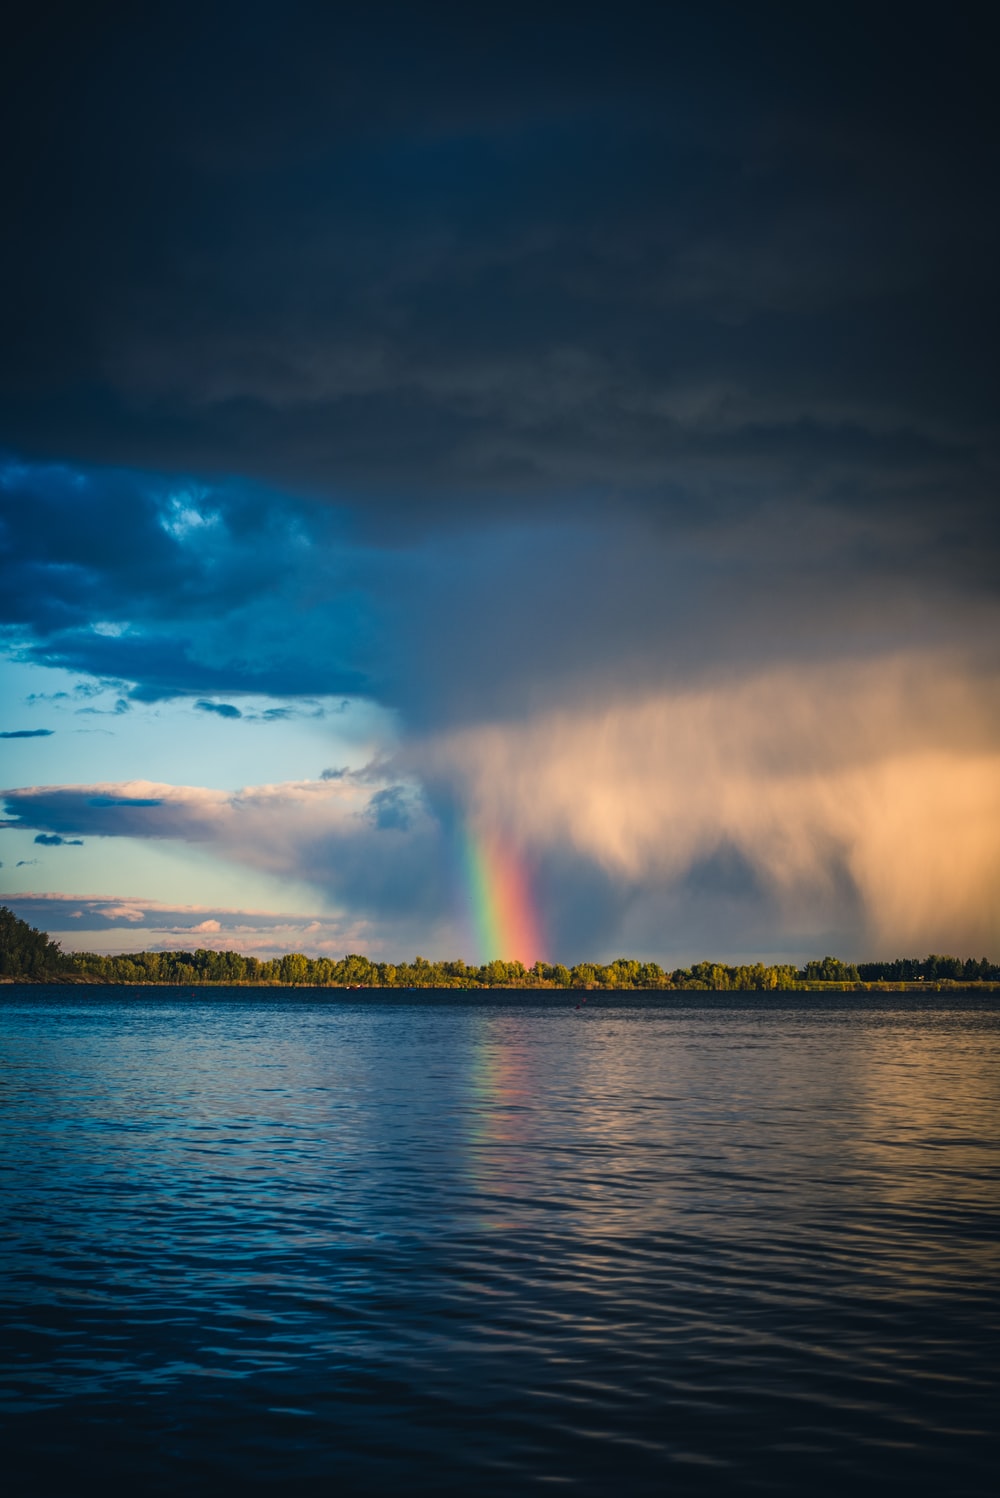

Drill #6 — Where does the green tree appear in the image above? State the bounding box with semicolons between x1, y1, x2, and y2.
606;958;640;988
278;952;310;985
341;953;376;986
804;956;860;983
570;962;600;988
0;906;68;977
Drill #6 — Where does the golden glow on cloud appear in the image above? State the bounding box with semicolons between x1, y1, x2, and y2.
6;652;999;957
418;652;1000;954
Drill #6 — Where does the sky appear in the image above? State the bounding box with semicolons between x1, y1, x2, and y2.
2;2;998;964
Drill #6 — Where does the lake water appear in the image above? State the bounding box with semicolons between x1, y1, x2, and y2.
1;988;998;1495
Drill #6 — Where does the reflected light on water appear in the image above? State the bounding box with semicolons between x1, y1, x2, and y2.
0;990;998;1497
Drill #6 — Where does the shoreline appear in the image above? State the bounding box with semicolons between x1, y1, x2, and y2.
4;975;999;994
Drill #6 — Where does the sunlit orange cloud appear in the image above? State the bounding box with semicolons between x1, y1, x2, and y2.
414;651;1000;955
7;651;1000;957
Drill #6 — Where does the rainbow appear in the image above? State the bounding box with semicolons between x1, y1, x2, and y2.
462;825;544;966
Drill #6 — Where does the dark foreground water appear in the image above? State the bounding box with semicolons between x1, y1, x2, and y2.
1;989;998;1496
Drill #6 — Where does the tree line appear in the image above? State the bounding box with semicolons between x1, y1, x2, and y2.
2;907;997;988
0;905;68;977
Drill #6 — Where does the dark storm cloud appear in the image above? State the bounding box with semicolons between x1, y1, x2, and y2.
1;3;996;554
1;4;999;962
0;459;376;701
0;3;995;735
33;833;84;846
0;440;995;736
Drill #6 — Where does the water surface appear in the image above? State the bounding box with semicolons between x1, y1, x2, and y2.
1;988;997;1494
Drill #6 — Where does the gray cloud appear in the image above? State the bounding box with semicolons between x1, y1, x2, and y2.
0;892;393;959
1;776;455;936
0;6;995;558
195;699;242;719
367;786;413;832
1;728;54;738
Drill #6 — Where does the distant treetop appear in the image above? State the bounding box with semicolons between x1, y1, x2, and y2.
1;909;996;989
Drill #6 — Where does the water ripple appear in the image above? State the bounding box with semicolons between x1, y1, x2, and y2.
1;989;998;1494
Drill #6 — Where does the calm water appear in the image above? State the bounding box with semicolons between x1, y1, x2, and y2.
1;988;998;1496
